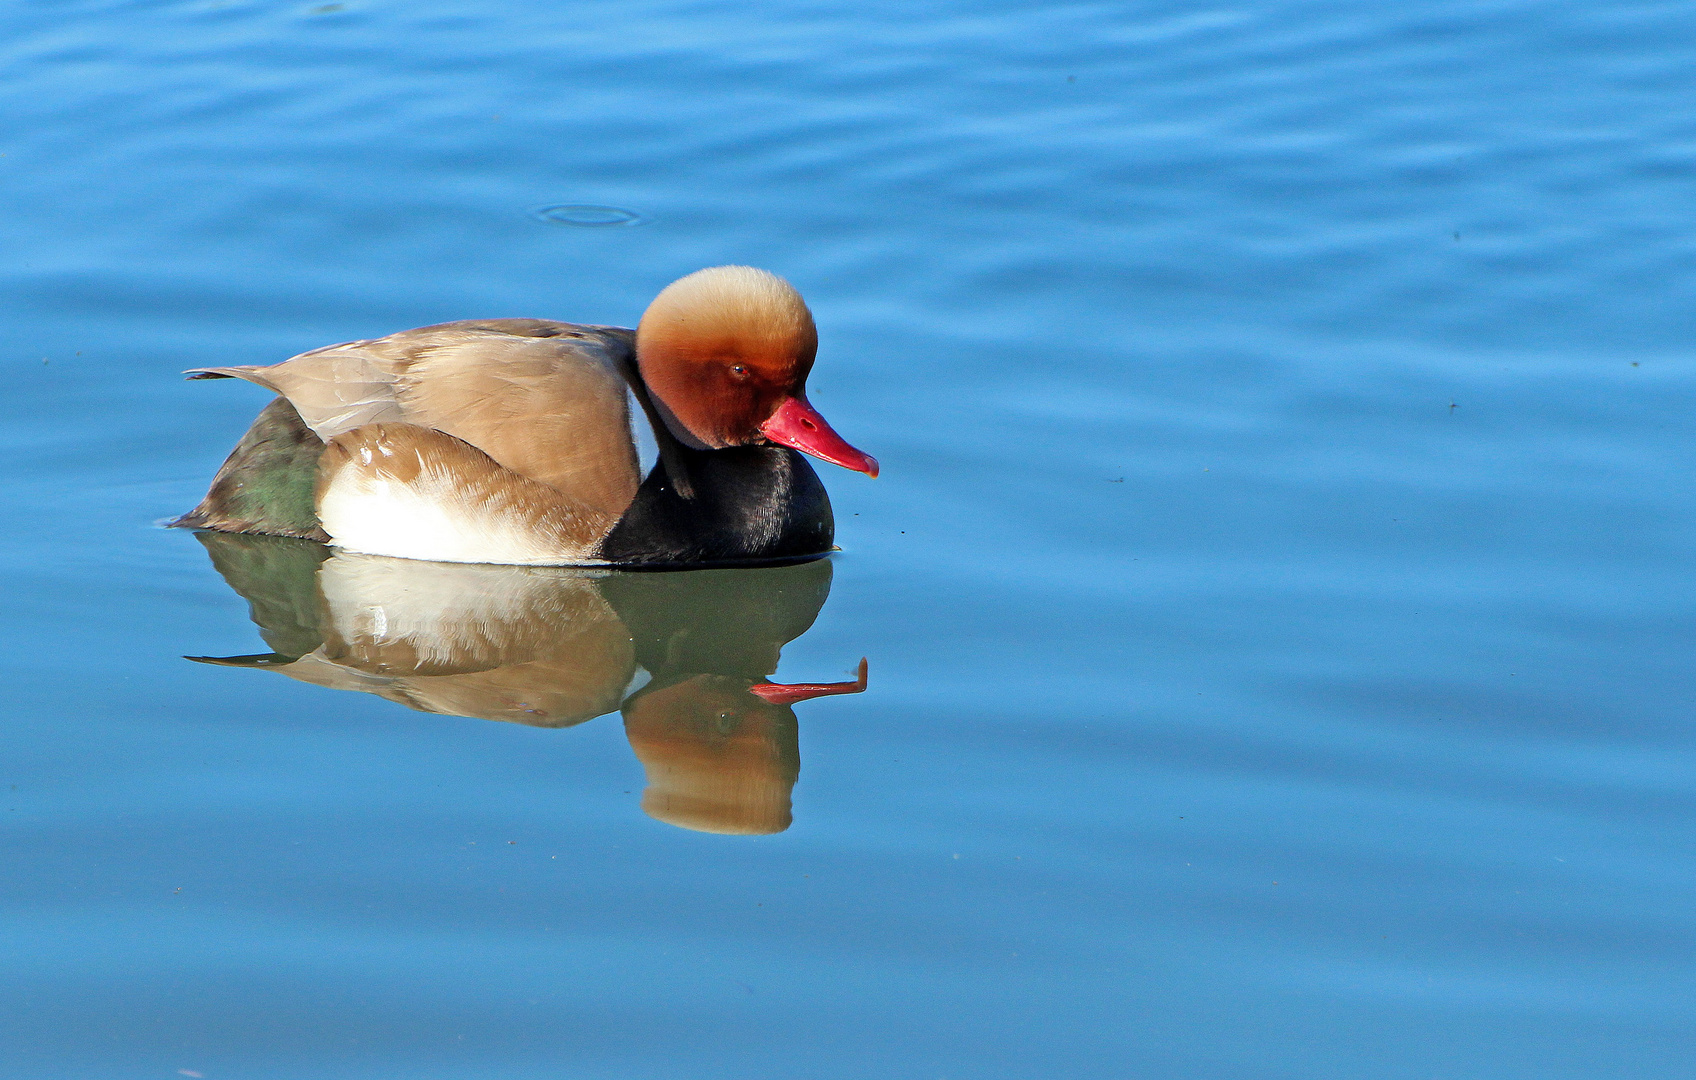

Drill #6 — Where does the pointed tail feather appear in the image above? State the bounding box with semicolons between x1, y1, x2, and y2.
185;365;268;383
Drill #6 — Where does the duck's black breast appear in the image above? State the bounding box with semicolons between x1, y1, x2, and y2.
595;445;834;567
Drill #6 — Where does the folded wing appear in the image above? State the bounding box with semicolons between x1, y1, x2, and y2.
189;319;642;523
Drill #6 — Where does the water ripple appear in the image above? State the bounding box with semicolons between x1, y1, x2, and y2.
530;204;646;227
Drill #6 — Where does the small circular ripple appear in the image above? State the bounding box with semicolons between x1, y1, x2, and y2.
531;204;646;227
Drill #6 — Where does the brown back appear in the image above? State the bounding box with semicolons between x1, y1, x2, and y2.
193;319;642;522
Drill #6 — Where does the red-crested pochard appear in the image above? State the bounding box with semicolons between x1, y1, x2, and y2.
174;266;878;566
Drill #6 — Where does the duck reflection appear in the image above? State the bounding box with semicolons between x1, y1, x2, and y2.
189;533;866;834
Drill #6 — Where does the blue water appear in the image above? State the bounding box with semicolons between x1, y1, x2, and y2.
5;0;1696;1076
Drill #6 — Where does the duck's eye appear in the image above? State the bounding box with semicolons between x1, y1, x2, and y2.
728;363;749;380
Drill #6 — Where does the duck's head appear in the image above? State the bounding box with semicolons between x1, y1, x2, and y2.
635;266;879;476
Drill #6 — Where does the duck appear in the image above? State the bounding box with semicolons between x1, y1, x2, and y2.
173;266;878;567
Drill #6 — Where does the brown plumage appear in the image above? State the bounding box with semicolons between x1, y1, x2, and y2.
191;318;640;519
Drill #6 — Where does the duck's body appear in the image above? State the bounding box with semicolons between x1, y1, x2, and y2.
175;269;876;567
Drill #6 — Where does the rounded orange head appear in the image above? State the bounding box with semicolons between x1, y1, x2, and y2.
635;266;878;476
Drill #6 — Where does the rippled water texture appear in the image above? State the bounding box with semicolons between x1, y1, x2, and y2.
5;1;1696;1077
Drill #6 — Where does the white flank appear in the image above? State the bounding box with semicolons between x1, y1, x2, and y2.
318;463;592;566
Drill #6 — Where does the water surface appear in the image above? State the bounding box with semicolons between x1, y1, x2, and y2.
4;0;1696;1077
